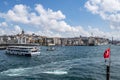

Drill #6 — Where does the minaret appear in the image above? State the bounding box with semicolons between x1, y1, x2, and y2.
22;29;24;35
21;29;26;44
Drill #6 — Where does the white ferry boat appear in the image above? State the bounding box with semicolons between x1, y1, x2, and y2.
5;46;40;56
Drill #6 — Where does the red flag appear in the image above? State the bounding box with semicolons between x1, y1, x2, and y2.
103;48;110;59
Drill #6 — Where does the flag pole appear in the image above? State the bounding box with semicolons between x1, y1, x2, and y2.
106;64;110;80
105;37;113;80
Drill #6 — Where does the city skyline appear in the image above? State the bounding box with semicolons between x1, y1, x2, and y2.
0;0;120;40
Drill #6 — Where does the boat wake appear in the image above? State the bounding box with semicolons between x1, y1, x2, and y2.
0;57;102;77
0;60;72;77
0;68;68;76
42;70;67;75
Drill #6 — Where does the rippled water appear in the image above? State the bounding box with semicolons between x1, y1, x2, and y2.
0;45;119;80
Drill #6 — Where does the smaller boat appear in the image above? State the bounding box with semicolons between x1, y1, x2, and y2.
47;47;55;51
47;43;55;51
5;46;40;56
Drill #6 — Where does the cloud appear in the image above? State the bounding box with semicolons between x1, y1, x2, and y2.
35;4;65;20
0;24;22;35
85;0;120;30
0;3;119;40
88;26;108;37
14;25;22;33
5;4;30;23
0;4;90;37
87;26;120;40
0;22;8;27
0;28;5;35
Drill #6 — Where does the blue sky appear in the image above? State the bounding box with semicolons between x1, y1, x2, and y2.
0;0;120;39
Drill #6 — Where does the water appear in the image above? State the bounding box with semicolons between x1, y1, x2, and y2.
0;45;119;80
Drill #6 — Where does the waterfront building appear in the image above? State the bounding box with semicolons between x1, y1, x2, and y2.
53;37;61;46
0;30;109;46
61;38;68;46
45;37;55;46
16;30;27;44
0;36;4;44
88;37;95;46
81;37;89;46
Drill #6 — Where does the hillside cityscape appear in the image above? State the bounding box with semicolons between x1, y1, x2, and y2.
0;30;112;46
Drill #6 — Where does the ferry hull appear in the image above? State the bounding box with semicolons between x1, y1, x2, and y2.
6;51;40;56
5;46;40;57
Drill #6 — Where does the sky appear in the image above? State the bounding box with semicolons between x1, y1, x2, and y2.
0;0;120;40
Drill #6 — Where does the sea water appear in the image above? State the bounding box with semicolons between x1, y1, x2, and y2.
0;45;119;80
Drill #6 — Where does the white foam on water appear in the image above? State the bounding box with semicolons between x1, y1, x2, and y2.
1;68;68;76
1;67;30;76
42;70;68;75
0;59;74;76
6;73;21;76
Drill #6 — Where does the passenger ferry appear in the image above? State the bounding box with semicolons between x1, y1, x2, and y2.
5;46;40;56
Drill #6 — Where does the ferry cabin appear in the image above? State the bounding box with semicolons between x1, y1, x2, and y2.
6;46;40;56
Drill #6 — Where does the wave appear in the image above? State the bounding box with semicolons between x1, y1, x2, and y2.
0;60;71;76
1;68;68;76
0;57;102;77
1;68;67;76
42;70;67;75
1;67;29;76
